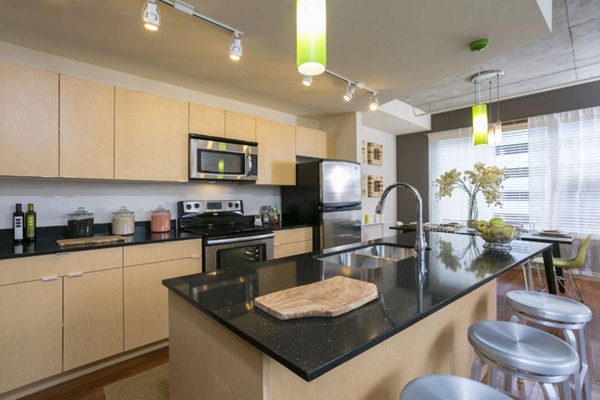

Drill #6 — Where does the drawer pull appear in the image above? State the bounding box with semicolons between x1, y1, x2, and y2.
274;243;281;246
41;275;59;282
190;255;201;260
68;271;83;278
55;252;71;256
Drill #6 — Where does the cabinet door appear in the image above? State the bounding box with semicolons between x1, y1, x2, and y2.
63;268;123;371
115;88;188;182
189;103;225;137
124;257;201;351
0;279;62;393
317;130;336;159
0;60;58;177
295;126;318;157
274;241;313;259
256;118;296;185
60;75;115;179
225;111;256;142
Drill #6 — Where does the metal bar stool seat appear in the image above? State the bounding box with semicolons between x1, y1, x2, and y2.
400;374;516;400
506;290;592;400
469;321;580;400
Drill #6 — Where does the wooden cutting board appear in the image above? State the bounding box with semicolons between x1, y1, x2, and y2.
254;276;378;320
56;235;125;247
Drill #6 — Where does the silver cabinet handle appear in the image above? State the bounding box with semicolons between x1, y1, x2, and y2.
67;272;83;278
41;275;59;282
55;252;71;256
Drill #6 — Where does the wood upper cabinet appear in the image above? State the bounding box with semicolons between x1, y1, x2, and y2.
63;268;123;371
189;103;225;137
60;75;115;179
0;60;58;177
295;126;318;157
225;111;256;142
256;118;296;185
0;279;62;393
115;88;188;182
317;130;336;159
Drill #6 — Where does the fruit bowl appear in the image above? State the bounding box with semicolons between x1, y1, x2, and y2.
475;218;519;252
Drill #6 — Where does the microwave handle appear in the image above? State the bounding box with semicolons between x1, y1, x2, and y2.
246;149;253;177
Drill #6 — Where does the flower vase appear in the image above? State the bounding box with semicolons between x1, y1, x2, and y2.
466;195;478;229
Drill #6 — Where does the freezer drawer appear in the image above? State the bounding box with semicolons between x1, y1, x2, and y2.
321;209;362;249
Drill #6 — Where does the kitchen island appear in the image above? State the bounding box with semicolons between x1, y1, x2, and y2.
163;232;552;400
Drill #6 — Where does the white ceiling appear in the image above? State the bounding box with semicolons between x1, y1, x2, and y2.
0;0;557;120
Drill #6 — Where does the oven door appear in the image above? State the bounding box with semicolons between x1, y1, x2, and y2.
190;136;258;181
204;233;274;272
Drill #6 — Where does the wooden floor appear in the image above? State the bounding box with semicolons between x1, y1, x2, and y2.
21;270;599;400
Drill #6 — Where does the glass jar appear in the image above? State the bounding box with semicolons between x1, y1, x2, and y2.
150;205;171;233
112;206;135;236
67;207;94;238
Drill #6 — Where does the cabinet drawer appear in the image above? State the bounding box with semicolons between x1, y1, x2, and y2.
124;239;202;267
274;240;313;259
0;247;123;286
274;227;312;245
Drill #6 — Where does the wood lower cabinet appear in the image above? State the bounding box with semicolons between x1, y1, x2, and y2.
124;257;201;350
0;279;62;393
189;103;225;137
59;75;115;179
0;60;58;177
256;118;296;185
63;268;124;371
273;227;313;259
225;111;256;142
115;88;188;182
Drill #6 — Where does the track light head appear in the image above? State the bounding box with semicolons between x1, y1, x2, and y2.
302;75;313;86
142;0;161;31
343;83;356;102
368;94;379;111
229;32;243;61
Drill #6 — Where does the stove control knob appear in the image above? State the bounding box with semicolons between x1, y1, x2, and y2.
194;203;200;209
234;202;240;208
185;204;192;210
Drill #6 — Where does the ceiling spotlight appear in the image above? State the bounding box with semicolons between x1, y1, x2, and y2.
142;0;161;31
229;31;243;61
343;83;356;102
368;94;379;111
302;75;313;86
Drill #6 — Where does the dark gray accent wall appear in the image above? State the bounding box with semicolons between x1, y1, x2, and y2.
396;132;429;224
396;80;600;223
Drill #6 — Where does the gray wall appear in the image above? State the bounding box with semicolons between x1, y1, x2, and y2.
396;80;600;222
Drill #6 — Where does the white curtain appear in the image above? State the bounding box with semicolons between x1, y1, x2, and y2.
528;107;600;237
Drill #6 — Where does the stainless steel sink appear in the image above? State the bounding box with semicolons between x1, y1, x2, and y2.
317;244;415;269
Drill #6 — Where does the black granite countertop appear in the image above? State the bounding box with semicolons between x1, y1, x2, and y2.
0;222;203;260
163;231;552;381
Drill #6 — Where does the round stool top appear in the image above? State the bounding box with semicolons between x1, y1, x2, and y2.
468;321;579;377
506;290;592;324
400;375;514;400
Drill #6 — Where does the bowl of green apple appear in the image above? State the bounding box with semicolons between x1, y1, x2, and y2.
475;218;519;252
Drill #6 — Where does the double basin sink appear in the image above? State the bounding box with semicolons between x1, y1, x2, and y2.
317;244;416;269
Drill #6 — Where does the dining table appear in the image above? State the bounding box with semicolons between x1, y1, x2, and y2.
389;225;575;295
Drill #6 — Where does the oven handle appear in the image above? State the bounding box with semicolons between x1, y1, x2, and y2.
206;233;274;245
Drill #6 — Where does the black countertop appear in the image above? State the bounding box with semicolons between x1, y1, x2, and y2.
163;231;552;381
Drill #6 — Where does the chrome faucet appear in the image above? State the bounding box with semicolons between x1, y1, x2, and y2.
375;182;427;255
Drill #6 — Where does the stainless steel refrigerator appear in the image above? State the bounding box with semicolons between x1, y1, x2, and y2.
282;160;362;250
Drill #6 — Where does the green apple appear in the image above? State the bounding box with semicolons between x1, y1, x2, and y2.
476;220;489;233
490;226;507;239
489;217;505;227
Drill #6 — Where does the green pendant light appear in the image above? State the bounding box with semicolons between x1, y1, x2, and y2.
297;0;327;76
469;39;490;146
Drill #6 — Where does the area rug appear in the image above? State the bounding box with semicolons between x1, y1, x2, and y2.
103;363;169;400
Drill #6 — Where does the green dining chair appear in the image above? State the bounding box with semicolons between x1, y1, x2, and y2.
523;235;592;302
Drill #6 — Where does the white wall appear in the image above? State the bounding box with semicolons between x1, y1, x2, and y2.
0;179;279;229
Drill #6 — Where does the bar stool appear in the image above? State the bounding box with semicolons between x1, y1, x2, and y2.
506;290;592;400
469;321;580;400
400;374;516;400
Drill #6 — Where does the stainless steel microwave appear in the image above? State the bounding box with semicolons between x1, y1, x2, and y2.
189;134;258;181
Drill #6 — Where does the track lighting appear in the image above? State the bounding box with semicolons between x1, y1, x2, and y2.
368;94;379;111
229;32;243;61
302;75;313;87
343;83;356;102
142;0;161;31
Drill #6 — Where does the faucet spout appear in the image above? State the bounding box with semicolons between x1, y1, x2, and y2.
375;182;427;254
